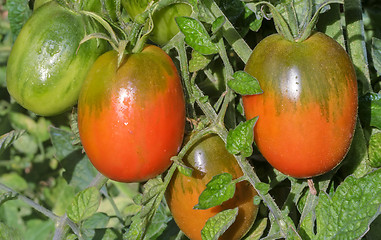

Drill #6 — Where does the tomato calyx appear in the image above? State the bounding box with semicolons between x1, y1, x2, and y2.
246;0;344;42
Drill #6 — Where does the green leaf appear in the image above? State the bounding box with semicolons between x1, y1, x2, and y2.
124;178;166;240
0;222;22;240
82;212;110;230
359;93;381;129
226;117;258;157
13;134;38;155
50;127;79;161
340;120;372;178
372;37;381;76
23;219;54;240
228;71;263;95
43;177;75;216
0;192;18;207
62;155;98;192
211;16;225;34
315;169;381;239
249;17;263;32
0;173;28;192
176;16;219;55
245;217;268;240
254;182;270;195
189;50;213;72
369;131;381;168
143;202;172;240
173;157;193;177
6;0;32;39
194;173;235;210
67;187;101;223
201;208;238;240
0;130;25;155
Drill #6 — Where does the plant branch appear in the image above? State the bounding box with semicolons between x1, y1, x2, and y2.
0;183;60;222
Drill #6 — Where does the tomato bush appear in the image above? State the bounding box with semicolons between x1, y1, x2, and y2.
243;32;358;178
122;0;192;45
1;0;381;240
77;45;185;182
165;134;258;240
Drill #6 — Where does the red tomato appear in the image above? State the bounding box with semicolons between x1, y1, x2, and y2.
242;32;358;178
165;134;258;240
78;45;185;182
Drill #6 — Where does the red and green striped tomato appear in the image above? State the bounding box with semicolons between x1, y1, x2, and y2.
243;32;358;178
122;0;192;46
165;134;258;240
6;1;107;116
78;45;185;182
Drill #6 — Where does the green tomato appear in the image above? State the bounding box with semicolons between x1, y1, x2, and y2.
122;0;192;45
7;1;108;116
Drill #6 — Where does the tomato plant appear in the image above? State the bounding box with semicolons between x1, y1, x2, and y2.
1;0;381;240
6;1;107;116
77;45;185;182
242;32;358;178
165;134;258;240
122;0;192;45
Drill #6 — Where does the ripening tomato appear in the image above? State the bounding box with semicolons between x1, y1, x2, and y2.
6;1;108;116
165;134;258;240
242;32;358;178
78;45;185;182
122;0;192;45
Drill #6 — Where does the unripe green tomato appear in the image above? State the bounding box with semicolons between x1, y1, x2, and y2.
122;0;192;45
7;1;108;116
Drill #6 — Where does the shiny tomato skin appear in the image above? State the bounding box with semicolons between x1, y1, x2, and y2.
122;0;192;46
165;134;258;240
78;45;185;182
6;1;107;116
242;32;358;178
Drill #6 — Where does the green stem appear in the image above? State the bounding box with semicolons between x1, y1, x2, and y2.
0;183;60;222
100;187;124;221
344;0;372;94
204;0;252;63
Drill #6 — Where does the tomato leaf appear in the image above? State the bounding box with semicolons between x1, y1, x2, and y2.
211;16;225;34
254;182;270;195
194;173;235;210
201;208;238;240
189;50;213;72
226;117;258;157
6;0;31;40
67;187;101;223
249;17;263;32
0;130;25;156
176;16;219;55
228;71;263;95
369;131;381;168
315;169;381;239
124;177;165;240
50;127;80;161
0;222;22;240
371;37;381;76
359;93;381;130
244;217;267;240
0;192;18;207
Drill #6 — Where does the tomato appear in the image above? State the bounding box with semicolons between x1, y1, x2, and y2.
242;32;358;178
165;134;258;240
78;45;185;182
122;0;192;45
6;1;107;116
